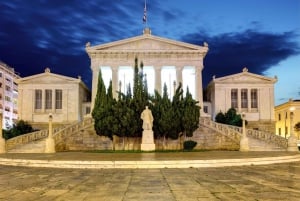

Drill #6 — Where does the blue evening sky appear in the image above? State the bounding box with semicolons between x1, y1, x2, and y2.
0;0;299;105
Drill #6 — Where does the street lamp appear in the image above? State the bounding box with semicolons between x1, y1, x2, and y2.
0;109;6;153
287;107;298;151
239;112;249;151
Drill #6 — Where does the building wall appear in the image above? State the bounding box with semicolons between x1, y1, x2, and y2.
0;61;20;129
207;69;277;133
275;99;300;139
17;70;90;129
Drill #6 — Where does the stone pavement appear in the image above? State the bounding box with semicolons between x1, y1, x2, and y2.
1;161;300;200
0;151;300;200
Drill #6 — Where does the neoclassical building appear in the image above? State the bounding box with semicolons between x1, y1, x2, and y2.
275;99;300;139
16;68;91;129
86;28;209;112
206;68;277;132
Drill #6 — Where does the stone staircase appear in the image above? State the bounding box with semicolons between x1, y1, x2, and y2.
199;118;288;151
5;117;289;153
6;117;94;153
8;139;46;153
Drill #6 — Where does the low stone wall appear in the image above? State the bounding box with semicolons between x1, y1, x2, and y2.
60;124;239;151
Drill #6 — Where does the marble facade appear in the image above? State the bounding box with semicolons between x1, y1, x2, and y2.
86;28;209;112
16;68;91;129
206;68;277;132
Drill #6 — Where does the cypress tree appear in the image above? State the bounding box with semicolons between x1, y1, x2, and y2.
182;87;200;138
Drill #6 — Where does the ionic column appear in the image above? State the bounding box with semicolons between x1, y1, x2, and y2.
195;65;204;112
176;66;183;87
112;67;119;99
90;63;99;111
154;66;162;94
237;88;241;112
248;88;251;112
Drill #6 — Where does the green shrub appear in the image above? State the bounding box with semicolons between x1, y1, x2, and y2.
183;140;197;151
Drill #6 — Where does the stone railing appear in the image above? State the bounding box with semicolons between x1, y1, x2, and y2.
199;118;241;143
246;129;288;149
6;127;63;150
200;117;288;149
53;117;94;149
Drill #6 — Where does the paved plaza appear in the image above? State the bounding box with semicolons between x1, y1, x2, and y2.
0;152;300;201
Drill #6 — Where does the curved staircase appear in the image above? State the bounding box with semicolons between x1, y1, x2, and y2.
199;118;288;151
5;117;289;153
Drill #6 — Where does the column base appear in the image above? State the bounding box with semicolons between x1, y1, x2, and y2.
239;136;249;152
45;137;56;153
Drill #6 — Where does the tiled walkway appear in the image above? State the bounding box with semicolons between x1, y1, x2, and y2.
0;151;300;200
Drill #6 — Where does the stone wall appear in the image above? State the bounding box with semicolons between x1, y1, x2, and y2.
58;124;239;151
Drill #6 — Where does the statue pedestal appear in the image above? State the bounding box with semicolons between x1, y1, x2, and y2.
141;130;155;151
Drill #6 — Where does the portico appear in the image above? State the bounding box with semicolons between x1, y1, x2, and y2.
86;28;208;111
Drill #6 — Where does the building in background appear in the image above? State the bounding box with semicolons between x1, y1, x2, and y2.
0;61;20;129
275;99;300;139
206;67;277;132
16;68;91;129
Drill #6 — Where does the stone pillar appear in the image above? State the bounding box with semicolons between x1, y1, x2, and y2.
287;108;298;151
195;65;204;112
45;113;56;153
112;67;119;99
238;88;241;112
154;66;162;94
176;66;183;86
248;88;251;112
90;61;99;111
240;113;249;151
0;111;6;153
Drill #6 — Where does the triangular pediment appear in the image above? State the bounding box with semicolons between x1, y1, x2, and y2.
16;70;80;85
213;70;277;84
87;33;207;52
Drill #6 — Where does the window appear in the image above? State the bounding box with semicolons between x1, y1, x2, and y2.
4;96;11;102
45;90;52;109
35;89;42;109
55;89;62;109
241;89;248;108
5;85;10;91
250;89;258;108
86;107;91;114
203;106;208;113
278;113;281;121
231;89;238;108
278;128;281;136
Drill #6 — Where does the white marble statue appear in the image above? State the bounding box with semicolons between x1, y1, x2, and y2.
140;106;153;130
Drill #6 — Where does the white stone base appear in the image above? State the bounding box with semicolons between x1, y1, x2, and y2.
141;130;155;151
45;137;56;153
141;143;156;151
239;136;249;152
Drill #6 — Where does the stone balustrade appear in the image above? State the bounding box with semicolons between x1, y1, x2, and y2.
246;129;288;149
53;117;94;150
6;126;65;150
199;118;241;143
200;118;288;149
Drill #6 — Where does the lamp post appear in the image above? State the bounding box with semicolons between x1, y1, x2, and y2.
287;107;298;151
45;113;55;153
0;110;6;153
239;112;249;151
